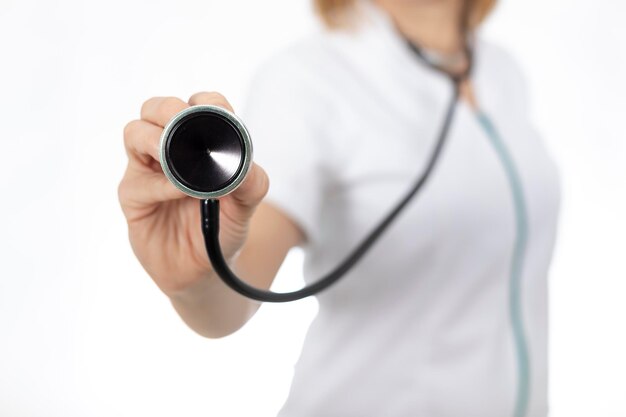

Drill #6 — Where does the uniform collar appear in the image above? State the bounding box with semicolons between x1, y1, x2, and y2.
354;0;491;109
354;0;460;86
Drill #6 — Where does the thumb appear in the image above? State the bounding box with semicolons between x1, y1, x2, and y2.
228;162;270;211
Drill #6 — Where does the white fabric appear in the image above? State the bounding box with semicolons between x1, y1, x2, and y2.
240;2;561;416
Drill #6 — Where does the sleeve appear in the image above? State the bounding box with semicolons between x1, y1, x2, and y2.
239;48;333;247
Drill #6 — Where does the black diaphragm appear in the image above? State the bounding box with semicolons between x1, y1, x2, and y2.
159;105;253;199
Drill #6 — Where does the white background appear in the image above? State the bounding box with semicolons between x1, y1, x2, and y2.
0;0;624;416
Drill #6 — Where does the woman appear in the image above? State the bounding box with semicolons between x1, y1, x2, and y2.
117;0;561;415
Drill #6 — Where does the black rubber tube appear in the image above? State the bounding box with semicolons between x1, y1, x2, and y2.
201;83;461;302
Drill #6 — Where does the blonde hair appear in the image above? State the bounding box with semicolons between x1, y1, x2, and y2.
314;0;497;31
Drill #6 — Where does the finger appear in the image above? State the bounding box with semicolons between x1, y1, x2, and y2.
188;91;234;112
228;162;269;210
140;96;188;127
119;170;187;207
123;119;163;166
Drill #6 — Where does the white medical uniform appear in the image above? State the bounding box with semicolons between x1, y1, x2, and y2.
240;1;561;416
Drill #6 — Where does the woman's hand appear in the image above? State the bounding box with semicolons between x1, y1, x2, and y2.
117;92;269;298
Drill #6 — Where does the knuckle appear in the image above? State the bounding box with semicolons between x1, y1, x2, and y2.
217;100;232;111
258;181;269;202
261;172;270;197
123;120;140;148
159;96;185;120
117;177;128;202
198;91;225;101
140;96;186;124
140;97;159;118
249;167;269;203
123;119;139;137
209;91;226;101
190;91;232;110
257;167;269;199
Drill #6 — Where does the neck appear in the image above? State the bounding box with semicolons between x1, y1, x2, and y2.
373;0;466;55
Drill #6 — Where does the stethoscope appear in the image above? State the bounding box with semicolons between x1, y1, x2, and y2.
158;38;474;303
157;10;534;417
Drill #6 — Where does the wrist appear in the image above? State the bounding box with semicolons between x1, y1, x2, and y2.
167;253;239;307
167;256;258;339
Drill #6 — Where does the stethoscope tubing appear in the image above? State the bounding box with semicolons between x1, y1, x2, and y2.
201;80;462;302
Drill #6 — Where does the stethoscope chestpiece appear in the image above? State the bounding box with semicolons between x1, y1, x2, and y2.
159;105;253;199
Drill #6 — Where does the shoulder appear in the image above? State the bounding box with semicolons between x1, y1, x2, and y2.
245;19;392;102
240;31;345;149
246;31;342;91
241;29;362;129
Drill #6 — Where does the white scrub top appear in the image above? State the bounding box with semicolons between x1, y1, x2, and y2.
240;1;561;416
